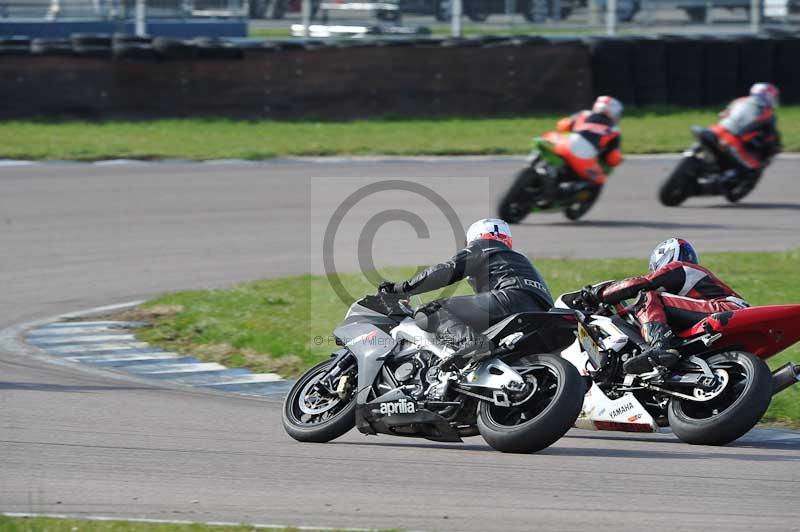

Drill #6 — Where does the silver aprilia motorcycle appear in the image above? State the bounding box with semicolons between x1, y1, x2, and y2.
283;292;585;453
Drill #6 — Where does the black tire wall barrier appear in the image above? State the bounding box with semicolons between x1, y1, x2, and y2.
0;34;798;119
590;34;800;108
0;37;592;119
773;38;800;104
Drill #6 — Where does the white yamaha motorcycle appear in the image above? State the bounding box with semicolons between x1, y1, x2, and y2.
554;284;800;445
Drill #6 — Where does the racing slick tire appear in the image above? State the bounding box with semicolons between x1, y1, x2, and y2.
724;171;762;203
659;157;699;206
563;186;599;221
283;358;356;443
477;354;584;453
668;351;772;446
497;166;538;224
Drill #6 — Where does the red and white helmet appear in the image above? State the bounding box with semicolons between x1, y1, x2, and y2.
750;82;780;108
592;95;624;124
466;218;512;248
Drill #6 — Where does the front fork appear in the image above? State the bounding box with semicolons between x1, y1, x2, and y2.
318;348;355;397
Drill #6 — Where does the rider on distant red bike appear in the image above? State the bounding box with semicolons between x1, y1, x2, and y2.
711;82;781;176
545;95;624;191
585;238;749;375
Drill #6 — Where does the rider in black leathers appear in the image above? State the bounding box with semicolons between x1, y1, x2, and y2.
380;218;553;370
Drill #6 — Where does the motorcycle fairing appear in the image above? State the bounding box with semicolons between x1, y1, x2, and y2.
679;304;800;360
333;321;396;404
482;310;579;355
561;340;662;433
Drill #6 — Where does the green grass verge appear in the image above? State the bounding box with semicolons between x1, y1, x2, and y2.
248;25;597;38
0;515;376;532
2;107;800;160
134;250;800;426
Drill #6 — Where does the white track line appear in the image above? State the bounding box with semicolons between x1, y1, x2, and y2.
45;343;153;354
29;334;137;345
65;352;183;363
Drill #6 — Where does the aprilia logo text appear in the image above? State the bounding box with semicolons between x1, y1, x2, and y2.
379;399;416;415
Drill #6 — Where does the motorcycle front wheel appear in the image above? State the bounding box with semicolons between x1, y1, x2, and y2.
282;358;357;443
659;157;700;207
476;354;584;453
668;351;772;446
497;166;541;224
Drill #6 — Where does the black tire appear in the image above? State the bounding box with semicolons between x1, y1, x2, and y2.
465;0;489;21
270;0;287;18
659;156;700;207
282;358;357;443
250;0;268;18
434;0;451;21
497;166;540;224
724;172;761;203
685;7;705;22
563;186;599;221
152;37;199;60
522;0;548;22
477;354;584;453
668;351;772;446
376;9;401;21
31;38;73;56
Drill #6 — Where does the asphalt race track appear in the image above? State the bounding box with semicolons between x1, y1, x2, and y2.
1;156;800;532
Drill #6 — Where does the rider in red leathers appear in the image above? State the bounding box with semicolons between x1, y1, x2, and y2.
587;238;749;375
711;83;781;176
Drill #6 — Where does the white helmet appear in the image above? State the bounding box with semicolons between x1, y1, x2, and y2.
466;218;513;248
592;95;624;123
750;82;780;108
649;237;699;272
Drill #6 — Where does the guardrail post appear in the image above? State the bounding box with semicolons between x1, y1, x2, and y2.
588;0;599;26
46;0;60;20
301;0;311;35
750;0;760;32
605;0;616;35
451;0;463;37
135;0;146;35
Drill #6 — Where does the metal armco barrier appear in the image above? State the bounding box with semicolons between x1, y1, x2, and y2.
0;38;592;119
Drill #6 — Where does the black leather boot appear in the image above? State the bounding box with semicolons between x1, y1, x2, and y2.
623;322;680;375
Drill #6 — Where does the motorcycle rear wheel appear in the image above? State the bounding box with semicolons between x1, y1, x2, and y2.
668;351;772;446
659;157;700;207
562;186;599;221
724;172;761;203
476;354;584;453
282;358;356;443
497;166;540;224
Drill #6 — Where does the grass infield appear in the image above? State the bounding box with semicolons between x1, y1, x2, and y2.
0;515;384;532
1;107;799;160
132;250;800;426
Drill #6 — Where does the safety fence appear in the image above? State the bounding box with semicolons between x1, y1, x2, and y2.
0;33;797;119
0;0;248;19
256;0;800;38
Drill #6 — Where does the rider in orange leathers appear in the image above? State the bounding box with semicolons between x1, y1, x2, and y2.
543;95;624;193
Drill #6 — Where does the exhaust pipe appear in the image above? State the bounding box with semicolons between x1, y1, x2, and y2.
772;362;800;395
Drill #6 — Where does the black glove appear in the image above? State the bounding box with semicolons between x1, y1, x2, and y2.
580;284;604;309
378;281;405;294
